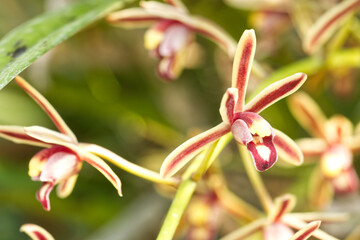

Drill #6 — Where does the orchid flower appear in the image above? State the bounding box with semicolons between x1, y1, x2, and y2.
221;194;345;240
20;223;54;240
288;91;360;196
107;0;236;80
160;29;306;178
0;76;122;211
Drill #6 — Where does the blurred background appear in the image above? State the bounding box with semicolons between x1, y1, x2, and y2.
0;0;359;239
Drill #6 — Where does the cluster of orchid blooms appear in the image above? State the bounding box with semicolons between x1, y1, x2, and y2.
5;0;360;239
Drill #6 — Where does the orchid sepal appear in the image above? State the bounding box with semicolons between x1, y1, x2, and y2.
245;73;307;114
20;223;55;240
289;221;321;240
273;129;303;166
160;122;231;178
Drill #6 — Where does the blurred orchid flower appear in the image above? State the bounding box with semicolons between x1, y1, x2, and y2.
303;0;360;54
160;30;306;178
107;0;236;80
222;194;344;240
289;91;360;196
0;76;122;211
20;223;54;240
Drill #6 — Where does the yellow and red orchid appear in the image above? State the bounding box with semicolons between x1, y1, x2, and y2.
222;194;344;240
107;0;236;81
0;76;122;211
160;29;307;178
288;91;360;196
20;223;54;240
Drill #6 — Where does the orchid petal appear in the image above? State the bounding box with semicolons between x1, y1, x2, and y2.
0;125;50;148
107;8;162;28
287;92;327;138
160;122;231;178
15;76;77;142
157;52;186;81
309;167;334;209
295;138;327;158
303;0;360;54
246;138;277;171
140;1;236;56
158;24;191;57
219;88;238;124
231;30;256;111
56;174;79;198
273;129;303;166
263;223;294;240
224;0;286;10
269;194;296;222
324;115;353;143
39;149;81;184
20;223;55;240
344;133;360;154
331;167;359;194
289;221;321;240
221;218;267;240
83;152;122;197
36;182;54;211
245;72;307;114
288;212;348;223
24;126;73;145
282;215;339;240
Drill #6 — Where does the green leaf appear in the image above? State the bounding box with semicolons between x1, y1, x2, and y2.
0;0;134;90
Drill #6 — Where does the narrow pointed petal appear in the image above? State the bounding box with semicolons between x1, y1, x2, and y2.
283;215;339;240
20;223;55;240
295;138;327;158
289;221;321;240
36;182;54;211
83;152;122;197
219;88;238;124
324;115;353;143
309;167;334;209
24;126;73;145
0;125;50;148
270;194;296;222
140;1;236;56
303;0;360;54
221;218;267;240
287;92;327;139
107;8;162;28
231;30;256;111
15;76;77;142
56;174;79;198
273;129;303;166
160;122;231;178
288;212;348;223
245;73;307;114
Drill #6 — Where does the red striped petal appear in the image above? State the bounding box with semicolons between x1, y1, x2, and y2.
270;194;296;223
15;76;77;142
219;88;238;124
289;221;321;240
36;182;54;211
303;0;360;54
20;223;55;240
273;129;303;166
245;73;307;114
0;125;51;148
160;122;231;178
231;30;256;112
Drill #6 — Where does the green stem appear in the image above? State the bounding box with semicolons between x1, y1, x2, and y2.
239;145;273;214
156;179;197;240
81;143;179;187
157;134;232;240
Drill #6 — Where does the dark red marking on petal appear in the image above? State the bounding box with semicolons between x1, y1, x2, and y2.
36;182;54;211
309;0;360;49
274;198;290;222
163;126;231;177
226;91;236;124
293;222;320;240
84;158;118;184
246;74;306;113
246;136;278;171
33;231;48;240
